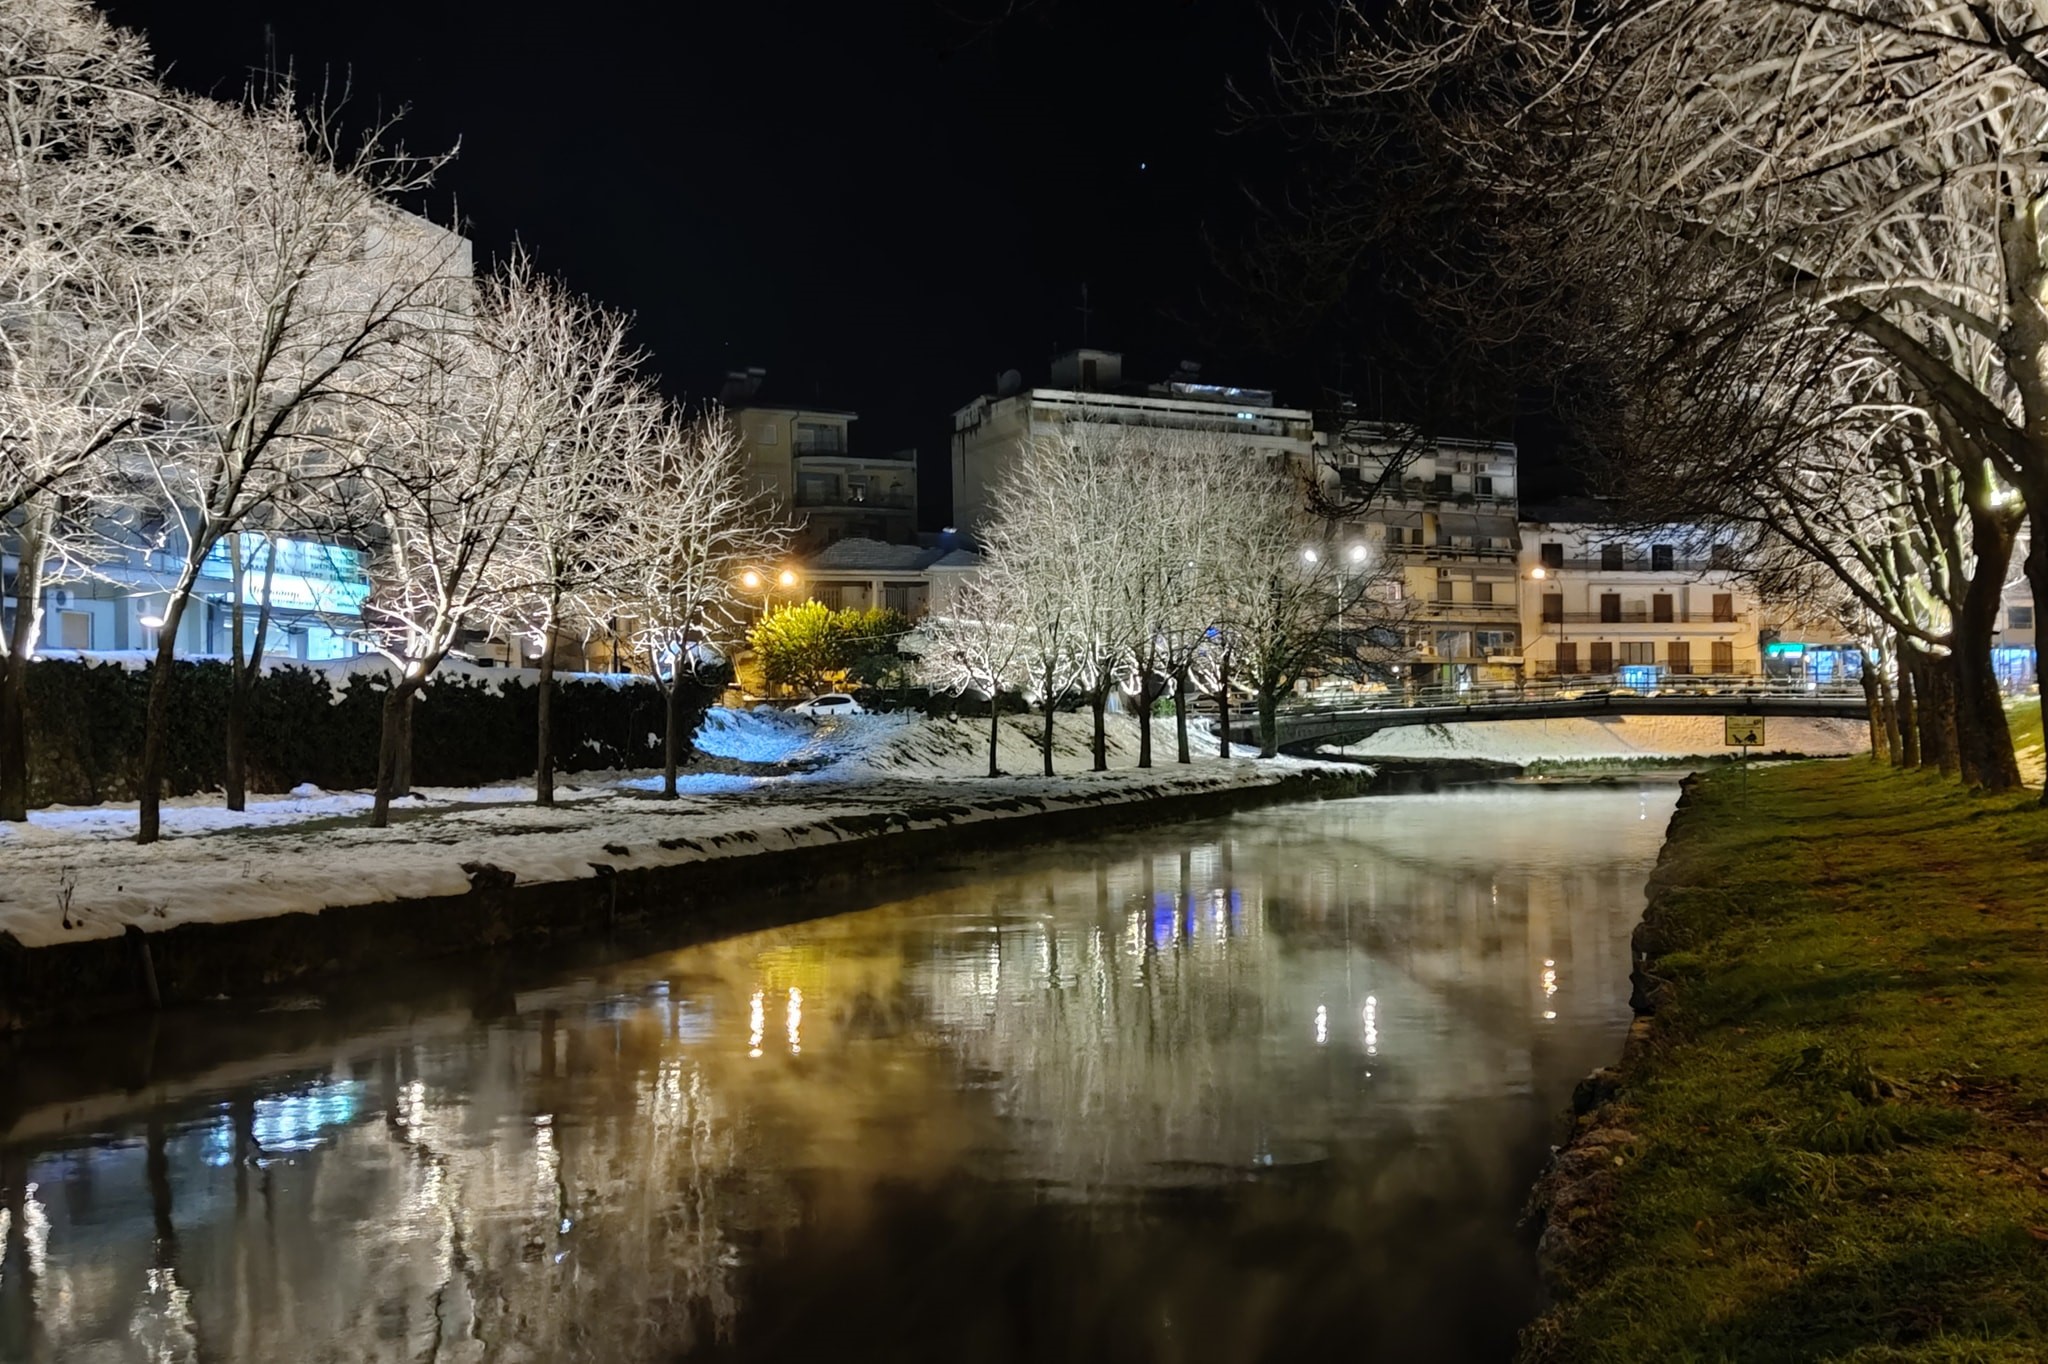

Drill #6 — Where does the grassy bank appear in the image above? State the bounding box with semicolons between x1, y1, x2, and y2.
1526;759;2048;1363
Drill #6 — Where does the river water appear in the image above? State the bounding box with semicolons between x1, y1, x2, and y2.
0;783;1679;1364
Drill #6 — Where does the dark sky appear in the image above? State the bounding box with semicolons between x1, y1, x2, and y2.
101;0;1314;527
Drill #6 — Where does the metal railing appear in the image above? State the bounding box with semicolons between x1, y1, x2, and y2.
792;490;914;511
1540;611;1743;627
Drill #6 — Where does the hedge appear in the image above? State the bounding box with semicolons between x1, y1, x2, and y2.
19;658;719;808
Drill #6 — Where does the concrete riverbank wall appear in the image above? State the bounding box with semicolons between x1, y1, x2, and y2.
0;767;1375;1031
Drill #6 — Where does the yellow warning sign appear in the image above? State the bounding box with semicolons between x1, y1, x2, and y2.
1724;715;1766;747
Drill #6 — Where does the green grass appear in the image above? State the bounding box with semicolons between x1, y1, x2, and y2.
1524;760;2048;1364
2008;697;2042;780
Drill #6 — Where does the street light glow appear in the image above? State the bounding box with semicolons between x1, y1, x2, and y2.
1530;566;1547;580
1301;547;1319;565
139;614;164;629
741;570;762;589
778;569;798;588
1347;543;1367;564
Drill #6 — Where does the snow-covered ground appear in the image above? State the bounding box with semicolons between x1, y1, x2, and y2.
1323;713;1871;763
0;710;1324;951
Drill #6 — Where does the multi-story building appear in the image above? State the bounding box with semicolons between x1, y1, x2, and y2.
796;536;983;620
949;349;1315;539
1318;421;1523;689
1516;506;1760;683
1997;577;2039;691
722;369;917;554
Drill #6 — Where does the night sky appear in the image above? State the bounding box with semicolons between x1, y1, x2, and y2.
99;0;1560;524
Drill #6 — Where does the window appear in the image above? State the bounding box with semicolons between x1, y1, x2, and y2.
1590;641;1615;673
1651;544;1674;571
1477;629;1516;653
1599;593;1622;623
1473;581;1494;604
1600;544;1624;570
1712;593;1735;623
1541;594;1564;623
57;610;92;649
1540;542;1564;570
1709;543;1735;568
1668;641;1692;674
1556;642;1579;674
2012;606;2035;629
794;421;844;454
1621;641;1654;665
1475;475;1494;496
1653;593;1674;623
1433;472;1453;496
755;424;779;445
1436;578;1456;602
1712;641;1736;673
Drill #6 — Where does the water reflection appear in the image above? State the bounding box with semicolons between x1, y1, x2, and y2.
0;785;1677;1363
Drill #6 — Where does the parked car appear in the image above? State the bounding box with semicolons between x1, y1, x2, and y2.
791;693;865;717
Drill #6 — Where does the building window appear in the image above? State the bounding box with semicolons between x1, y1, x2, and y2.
1599;593;1621;623
755;424;778;445
1477;629;1515;653
1668;641;1692;674
1709;543;1735;568
1541;594;1563;623
1653;593;1674;623
1556;642;1579;674
1433;472;1453;496
794;421;844;454
1590;641;1614;673
1436;578;1456;602
1540;542;1564;569
1600;544;1624;570
1712;593;1735;623
1651;544;1674;571
1621;641;1654;665
1712;640;1736;673
1473;581;1493;604
2012;606;2035;629
1475;475;1494;496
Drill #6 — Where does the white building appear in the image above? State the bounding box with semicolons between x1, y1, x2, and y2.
950;349;1315;539
1516;507;1760;682
721;369;918;554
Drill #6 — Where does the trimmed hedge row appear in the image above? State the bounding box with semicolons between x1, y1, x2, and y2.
21;659;718;807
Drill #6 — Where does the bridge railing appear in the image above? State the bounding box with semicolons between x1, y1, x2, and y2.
1270;674;1866;717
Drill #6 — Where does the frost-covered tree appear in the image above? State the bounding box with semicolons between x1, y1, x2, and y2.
908;564;1029;778
608;404;786;798
0;0;183;821
485;252;642;807
126;86;462;839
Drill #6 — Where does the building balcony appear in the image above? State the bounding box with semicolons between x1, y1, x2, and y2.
793;491;914;512
1421;598;1519;617
1387;544;1520;564
1540;611;1746;630
1543;556;1738;574
794;448;913;465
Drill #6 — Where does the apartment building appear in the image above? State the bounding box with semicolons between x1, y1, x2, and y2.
950;350;1315;538
722;369;917;554
1516;507;1760;682
1318;421;1523;689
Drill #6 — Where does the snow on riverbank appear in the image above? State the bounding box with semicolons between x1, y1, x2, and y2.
0;711;1325;951
1324;714;1870;763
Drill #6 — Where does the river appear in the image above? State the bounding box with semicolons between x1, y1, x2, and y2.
0;782;1680;1363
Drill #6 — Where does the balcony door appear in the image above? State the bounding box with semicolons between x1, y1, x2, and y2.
1590;641;1614;673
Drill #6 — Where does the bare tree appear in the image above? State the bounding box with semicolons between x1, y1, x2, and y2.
907;563;1029;778
125;86;461;839
0;0;183;820
485;252;642;806
607;404;787;798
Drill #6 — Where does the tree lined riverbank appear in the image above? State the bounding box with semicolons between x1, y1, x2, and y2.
1526;760;2048;1362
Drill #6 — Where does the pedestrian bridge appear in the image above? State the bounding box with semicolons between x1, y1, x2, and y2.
1228;684;1868;754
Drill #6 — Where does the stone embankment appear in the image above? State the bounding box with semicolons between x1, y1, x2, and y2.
0;765;1371;1030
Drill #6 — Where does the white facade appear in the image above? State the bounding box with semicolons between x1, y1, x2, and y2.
950;350;1315;538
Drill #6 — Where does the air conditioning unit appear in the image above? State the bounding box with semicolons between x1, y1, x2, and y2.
48;588;72;609
1437;567;1454;579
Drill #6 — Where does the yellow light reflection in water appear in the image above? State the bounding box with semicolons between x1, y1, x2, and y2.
787;987;803;1055
748;989;765;1058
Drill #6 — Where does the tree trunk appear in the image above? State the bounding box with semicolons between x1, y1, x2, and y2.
1258;684;1280;759
224;698;248;811
2027;527;2048;805
536;637;557;807
661;678;683;798
1896;636;1920;769
1173;667;1191;764
0;657;27;822
1860;653;1883;762
1135;652;1155;770
1950;510;2021;791
1039;664;1057;778
1090;685;1108;772
136;587;196;845
988;693;1002;778
370;683;418;828
395;690;416;795
1915;651;1959;777
1217;655;1232;759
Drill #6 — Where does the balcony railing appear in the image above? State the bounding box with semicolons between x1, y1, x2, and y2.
1540;611;1745;628
792;490;914;511
1386;544;1520;563
1421;598;1520;615
1542;556;1739;574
